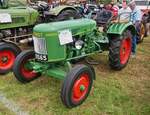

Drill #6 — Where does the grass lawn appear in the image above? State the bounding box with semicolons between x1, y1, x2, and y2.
0;37;150;115
0;102;15;115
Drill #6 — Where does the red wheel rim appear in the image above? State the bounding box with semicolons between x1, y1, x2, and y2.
21;56;37;80
72;73;90;103
120;37;131;65
0;50;15;70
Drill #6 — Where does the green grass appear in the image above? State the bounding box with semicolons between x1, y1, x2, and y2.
0;37;150;115
0;103;15;115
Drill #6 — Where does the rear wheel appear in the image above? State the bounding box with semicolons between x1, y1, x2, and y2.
61;64;94;108
57;9;82;21
146;23;150;36
138;23;146;43
13;50;41;83
142;15;148;37
109;30;132;70
0;42;21;74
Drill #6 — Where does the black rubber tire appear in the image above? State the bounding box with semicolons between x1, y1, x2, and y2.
0;42;21;74
109;30;132;70
13;50;41;83
57;9;82;21
61;64;94;108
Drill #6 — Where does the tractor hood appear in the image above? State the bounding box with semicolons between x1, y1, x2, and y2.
33;18;96;37
33;19;96;62
0;7;39;29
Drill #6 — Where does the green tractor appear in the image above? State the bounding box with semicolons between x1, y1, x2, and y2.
0;0;81;74
13;14;136;107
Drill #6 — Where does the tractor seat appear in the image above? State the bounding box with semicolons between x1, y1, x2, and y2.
95;9;113;26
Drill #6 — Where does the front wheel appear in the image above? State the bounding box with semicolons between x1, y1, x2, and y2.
13;50;41;83
61;64;94;108
109;30;132;70
0;42;21;74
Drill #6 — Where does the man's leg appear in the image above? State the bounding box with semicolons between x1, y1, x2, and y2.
135;21;141;33
132;35;137;55
134;21;141;42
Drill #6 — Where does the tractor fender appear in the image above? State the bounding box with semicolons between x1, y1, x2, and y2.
49;5;78;16
107;22;136;36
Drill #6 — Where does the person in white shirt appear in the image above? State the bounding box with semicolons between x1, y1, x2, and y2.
118;0;131;21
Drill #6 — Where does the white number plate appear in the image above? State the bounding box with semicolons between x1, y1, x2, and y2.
35;53;48;61
58;29;73;45
0;13;12;23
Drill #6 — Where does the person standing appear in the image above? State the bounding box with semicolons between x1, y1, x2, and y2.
128;0;142;57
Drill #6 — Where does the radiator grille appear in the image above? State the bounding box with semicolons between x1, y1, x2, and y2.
33;37;47;55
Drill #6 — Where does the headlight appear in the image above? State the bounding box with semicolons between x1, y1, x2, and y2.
75;40;84;50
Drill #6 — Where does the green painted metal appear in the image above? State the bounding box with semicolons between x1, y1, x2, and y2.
33;19;96;34
80;85;85;91
0;0;27;8
107;22;136;35
0;7;39;29
49;5;77;16
66;51;102;61
8;0;27;7
45;34;66;62
30;61;67;79
46;68;66;79
33;19;97;62
30;61;50;73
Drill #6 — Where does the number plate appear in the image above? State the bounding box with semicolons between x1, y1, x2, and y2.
35;53;48;61
58;29;73;45
0;13;12;23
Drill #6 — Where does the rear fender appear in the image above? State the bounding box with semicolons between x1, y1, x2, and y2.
49;5;77;16
107;22;136;37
